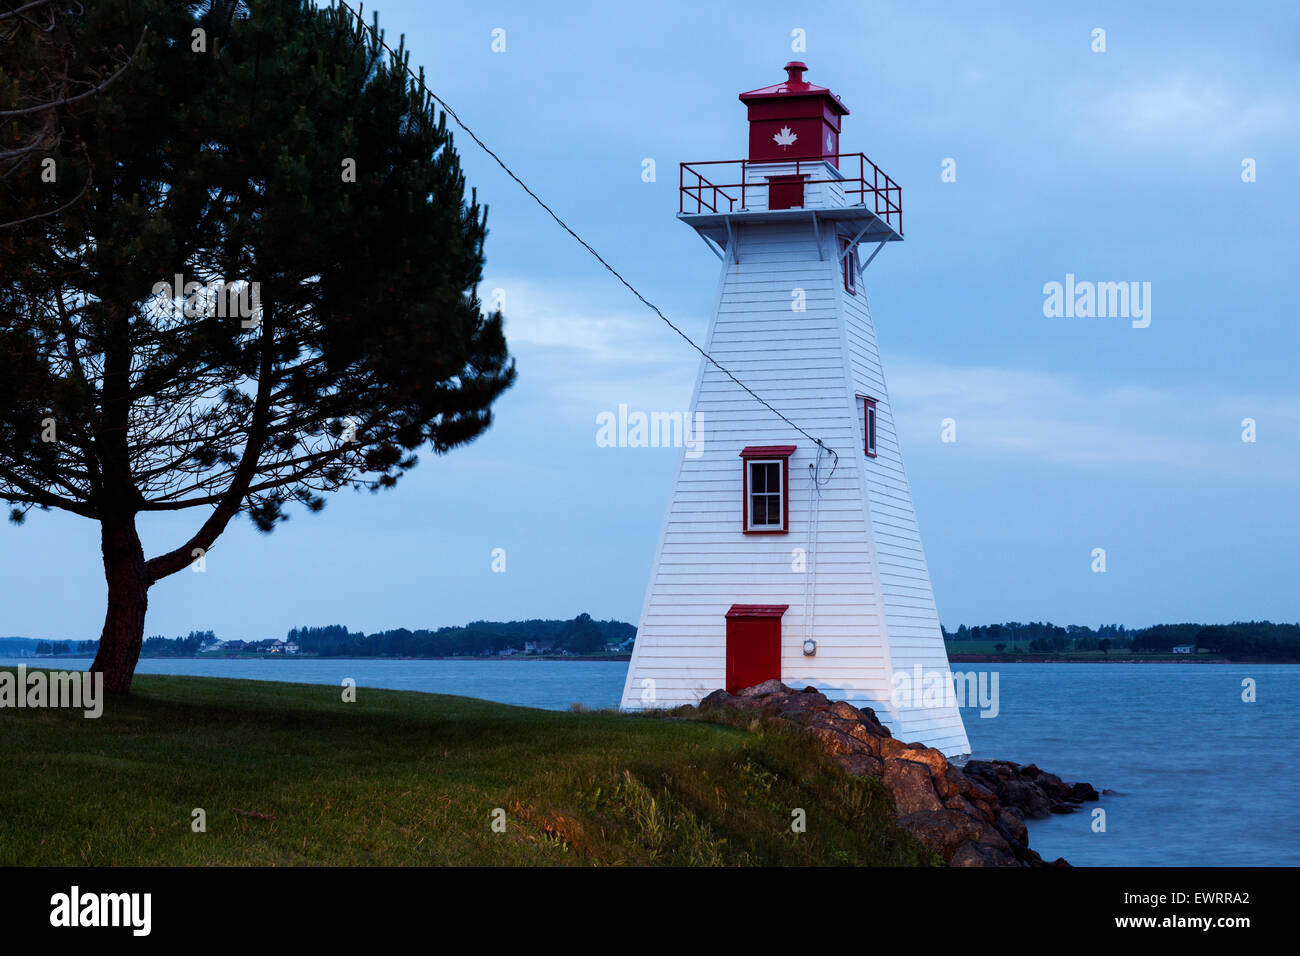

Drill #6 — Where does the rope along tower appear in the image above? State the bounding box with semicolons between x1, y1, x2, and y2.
332;0;839;469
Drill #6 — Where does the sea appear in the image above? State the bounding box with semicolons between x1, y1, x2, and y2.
3;656;1294;867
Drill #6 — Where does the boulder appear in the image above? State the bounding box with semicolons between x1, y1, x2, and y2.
828;700;865;721
857;705;891;736
699;689;740;710
995;806;1028;846
691;685;1099;868
771;694;831;716
803;724;866;757
878;737;911;759
882;759;944;814
1071;781;1101;802
897;746;951;792
842;722;885;755
735;679;792;698
950;839;1017;867
899;810;983;862
834;753;884;778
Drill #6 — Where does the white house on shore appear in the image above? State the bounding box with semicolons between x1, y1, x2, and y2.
619;62;970;758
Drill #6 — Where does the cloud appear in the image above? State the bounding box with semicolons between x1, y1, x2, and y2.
493;276;694;363
1102;76;1291;142
490;280;1300;480
489;275;703;413
888;358;1300;478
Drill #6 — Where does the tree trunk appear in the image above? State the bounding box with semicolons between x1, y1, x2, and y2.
89;513;149;694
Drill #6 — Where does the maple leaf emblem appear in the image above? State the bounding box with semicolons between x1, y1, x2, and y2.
772;126;798;149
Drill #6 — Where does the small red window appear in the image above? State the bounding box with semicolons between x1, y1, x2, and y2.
863;398;877;457
740;445;795;534
842;239;858;294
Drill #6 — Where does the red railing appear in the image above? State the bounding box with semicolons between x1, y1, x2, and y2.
679;153;902;235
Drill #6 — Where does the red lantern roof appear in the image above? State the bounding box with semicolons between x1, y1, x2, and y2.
738;61;849;115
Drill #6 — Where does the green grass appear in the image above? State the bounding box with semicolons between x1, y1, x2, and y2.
0;671;934;866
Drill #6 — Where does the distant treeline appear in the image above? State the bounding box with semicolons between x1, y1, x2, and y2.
944;620;1300;660
19;616;633;659
287;613;634;657
25;631;215;657
27;639;99;656
944;621;1132;653
1128;622;1300;660
16;618;1299;662
142;631;217;657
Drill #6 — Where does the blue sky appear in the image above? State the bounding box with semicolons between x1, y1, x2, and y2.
3;0;1298;641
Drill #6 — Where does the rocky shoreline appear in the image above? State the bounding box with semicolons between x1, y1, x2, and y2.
699;680;1100;867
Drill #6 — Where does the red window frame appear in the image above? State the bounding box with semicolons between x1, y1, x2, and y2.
739;445;795;534
842;239;858;294
863;397;877;457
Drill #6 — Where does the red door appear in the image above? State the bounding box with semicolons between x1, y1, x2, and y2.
767;175;805;210
725;604;789;693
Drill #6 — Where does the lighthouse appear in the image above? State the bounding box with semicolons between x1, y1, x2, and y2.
619;62;970;758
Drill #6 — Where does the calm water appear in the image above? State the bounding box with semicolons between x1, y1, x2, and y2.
0;656;627;711
4;657;1294;867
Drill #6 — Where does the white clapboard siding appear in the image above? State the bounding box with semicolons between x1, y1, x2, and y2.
620;215;970;758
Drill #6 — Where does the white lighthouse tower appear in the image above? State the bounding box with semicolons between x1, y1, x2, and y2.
620;62;970;758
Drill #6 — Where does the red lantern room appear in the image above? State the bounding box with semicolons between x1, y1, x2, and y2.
739;61;849;168
678;62;903;243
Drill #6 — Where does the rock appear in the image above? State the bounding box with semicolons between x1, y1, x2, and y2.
950;840;1017;867
878;737;911;759
735;679;791;698
858;705;891;736
948;842;989;867
834;753;883;778
690;685;1099;868
699;689;740;710
883;759;944;814
898;746;951;792
945;766;996;803
942;795;992;823
1071;782;1100;801
962;759;1075;819
995;806;1028;846
842;722;885;755
1003;779;1053;818
899;810;983;862
803;724;865;757
771;694;831;716
999;805;1028;837
799;689;832;707
828;700;865;721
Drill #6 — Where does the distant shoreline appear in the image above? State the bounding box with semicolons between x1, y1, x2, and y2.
12;650;1300;665
944;654;1295;664
12;653;635;663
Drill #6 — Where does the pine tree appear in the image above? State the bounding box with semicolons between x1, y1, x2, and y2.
0;1;516;693
0;0;148;231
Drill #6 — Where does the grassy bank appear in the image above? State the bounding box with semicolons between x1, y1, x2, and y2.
0;672;933;866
